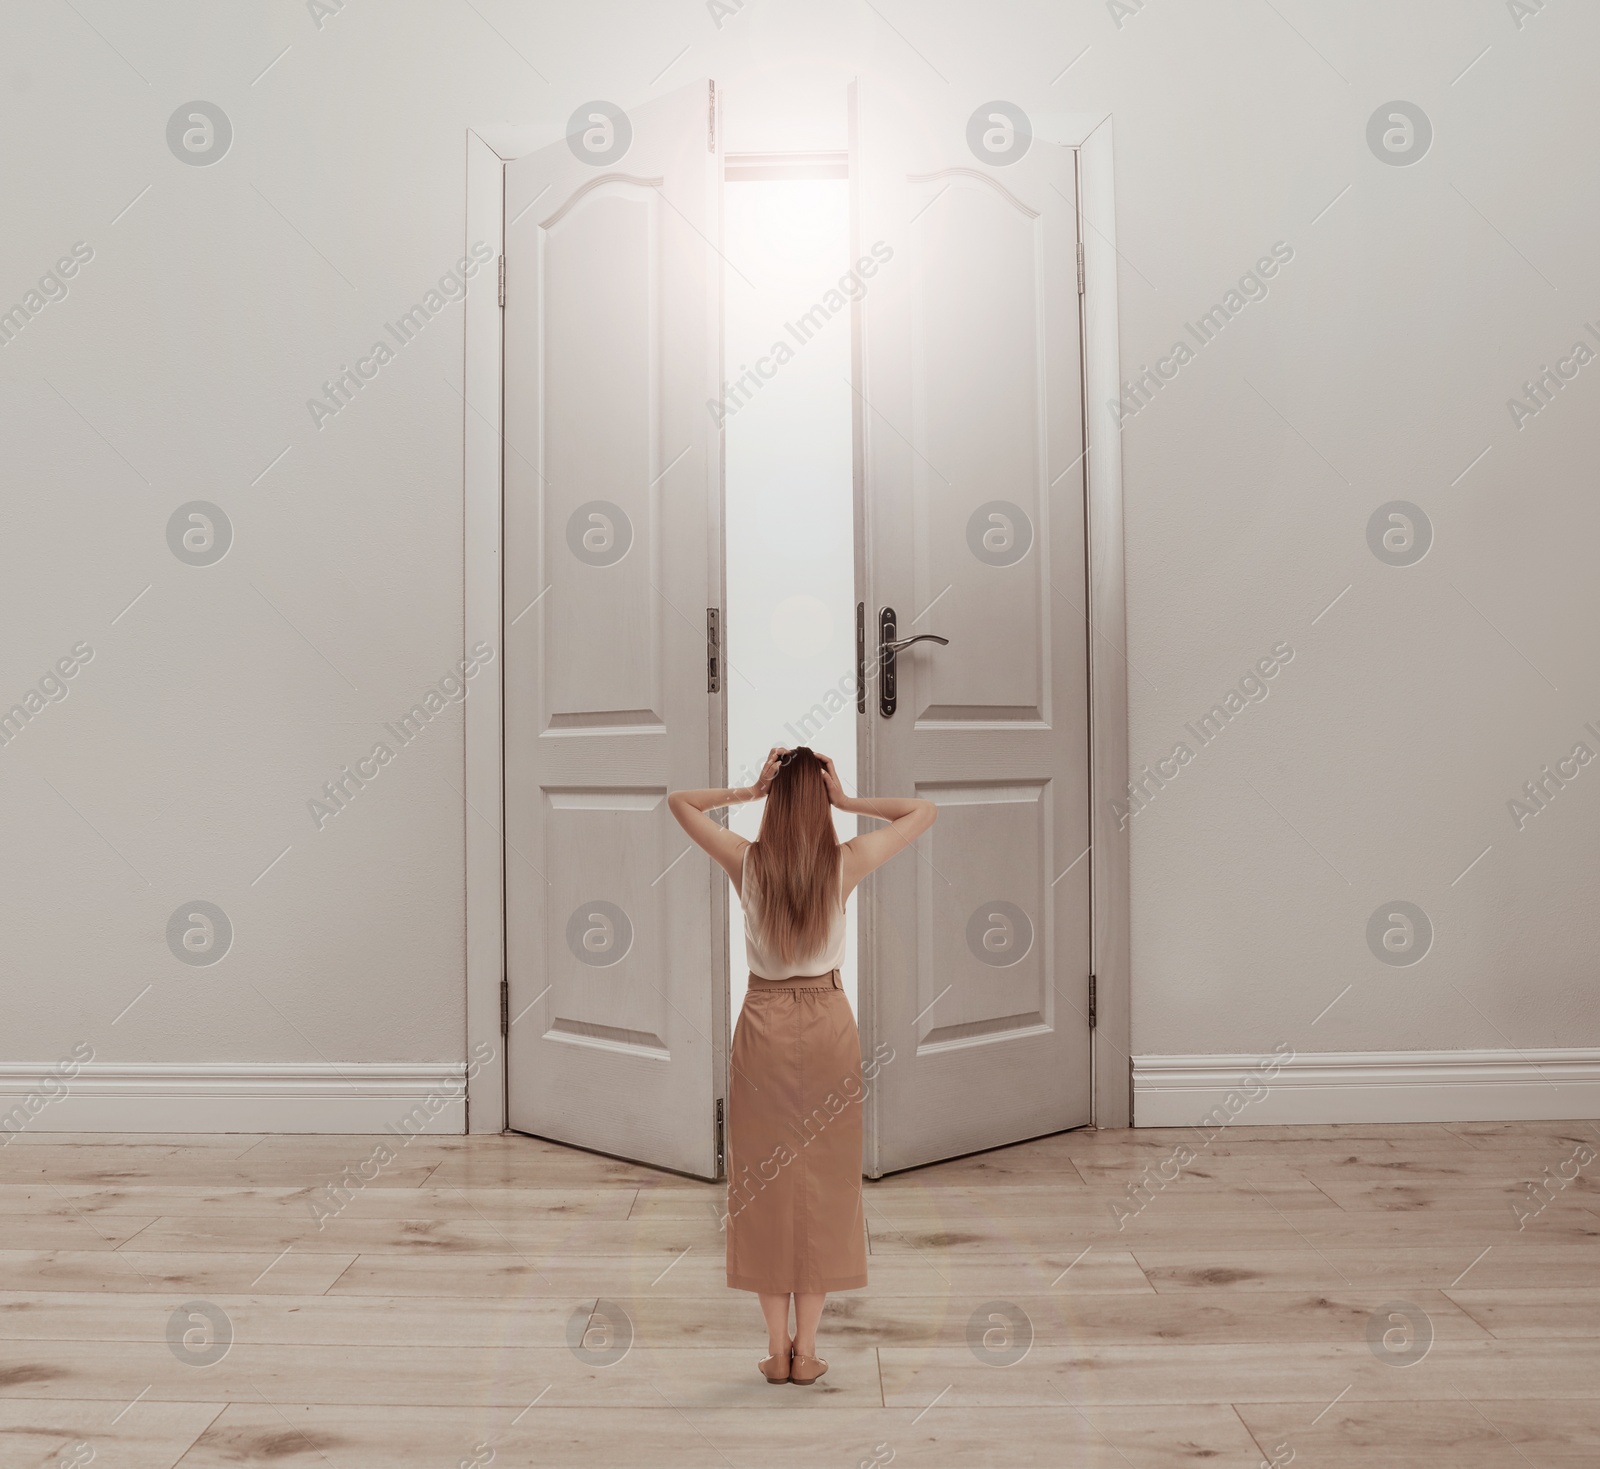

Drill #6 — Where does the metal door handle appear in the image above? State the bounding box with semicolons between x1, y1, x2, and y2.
878;608;948;718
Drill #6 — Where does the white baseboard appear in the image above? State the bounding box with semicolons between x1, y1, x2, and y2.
0;1063;469;1137
1133;1048;1600;1127
13;1052;1595;1136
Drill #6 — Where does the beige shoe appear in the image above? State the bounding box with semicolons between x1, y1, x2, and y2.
789;1350;828;1385
758;1337;792;1384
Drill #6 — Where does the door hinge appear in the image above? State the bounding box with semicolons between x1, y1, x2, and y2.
715;1096;725;1177
1088;973;1097;1029
499;977;509;1036
706;607;721;693
497;254;506;308
855;601;866;714
708;81;716;154
1076;241;1085;296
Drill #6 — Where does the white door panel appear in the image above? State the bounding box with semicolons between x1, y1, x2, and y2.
503;82;726;1180
853;85;1092;1176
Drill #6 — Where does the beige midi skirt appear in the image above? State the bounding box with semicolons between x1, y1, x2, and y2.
725;968;868;1294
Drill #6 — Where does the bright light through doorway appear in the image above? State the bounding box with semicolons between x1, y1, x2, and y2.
723;176;858;1015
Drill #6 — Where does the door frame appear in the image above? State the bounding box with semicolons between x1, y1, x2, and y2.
462;128;508;1134
460;111;1131;1137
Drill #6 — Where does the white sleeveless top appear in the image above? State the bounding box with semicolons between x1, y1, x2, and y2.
738;841;847;980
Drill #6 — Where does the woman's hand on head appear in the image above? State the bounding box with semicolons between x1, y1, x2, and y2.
816;752;848;809
751;746;786;799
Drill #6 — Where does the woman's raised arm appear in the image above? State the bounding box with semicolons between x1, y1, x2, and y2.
816;753;937;893
667;747;785;888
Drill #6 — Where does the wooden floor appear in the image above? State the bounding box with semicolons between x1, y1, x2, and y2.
2;1120;1598;1466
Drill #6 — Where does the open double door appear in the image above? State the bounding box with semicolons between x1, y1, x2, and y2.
502;81;1094;1180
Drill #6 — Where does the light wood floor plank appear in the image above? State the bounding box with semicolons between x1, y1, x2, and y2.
167;1401;1267;1468
869;1213;1600;1252
0;1184;640;1221
875;1340;1600;1406
0;1249;355;1295
1236;1398;1600;1465
111;1214;730;1256
0;1340;884;1406
1304;1178;1600;1209
0;1398;223;1469
889;1181;1336;1213
1443;1287;1600;1338
1131;1244;1600;1292
0;1123;1590;1465
0;1286;1491;1349
0;1215;160;1251
0;1152;443;1189
0;1132;256;1149
324;1248;1155;1296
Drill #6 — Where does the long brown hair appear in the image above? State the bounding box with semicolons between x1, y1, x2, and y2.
745;747;840;963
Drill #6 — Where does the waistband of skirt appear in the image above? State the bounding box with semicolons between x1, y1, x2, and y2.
745;967;841;992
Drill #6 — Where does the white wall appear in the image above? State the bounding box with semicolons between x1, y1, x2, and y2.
2;0;1595;1129
1073;0;1600;1120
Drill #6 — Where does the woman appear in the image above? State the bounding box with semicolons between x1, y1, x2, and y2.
668;746;937;1385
